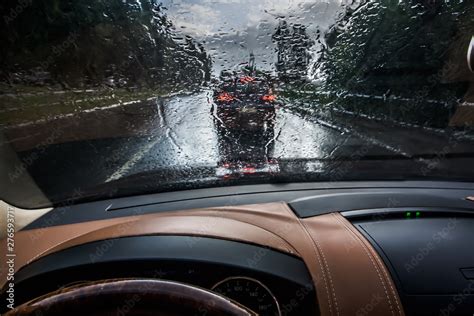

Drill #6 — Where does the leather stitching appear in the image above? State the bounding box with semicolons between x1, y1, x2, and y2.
335;214;403;315
301;220;340;316
332;213;396;316
335;214;403;316
10;203;403;316
280;204;335;316
366;245;403;316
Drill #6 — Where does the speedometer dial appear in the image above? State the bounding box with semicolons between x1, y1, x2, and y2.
212;277;281;316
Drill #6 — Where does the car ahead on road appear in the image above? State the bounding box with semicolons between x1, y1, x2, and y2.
213;75;279;131
215;159;280;180
214;114;279;180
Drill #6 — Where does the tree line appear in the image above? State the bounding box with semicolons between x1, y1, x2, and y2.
0;0;212;90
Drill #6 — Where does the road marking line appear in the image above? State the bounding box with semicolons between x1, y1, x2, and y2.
104;91;208;183
105;137;160;183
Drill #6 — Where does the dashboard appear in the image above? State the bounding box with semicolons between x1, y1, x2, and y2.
1;181;474;315
4;236;317;315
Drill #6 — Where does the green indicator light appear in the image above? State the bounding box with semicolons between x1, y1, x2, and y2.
405;212;411;218
416;211;421;218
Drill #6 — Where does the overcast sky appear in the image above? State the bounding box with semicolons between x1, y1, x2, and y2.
159;0;350;76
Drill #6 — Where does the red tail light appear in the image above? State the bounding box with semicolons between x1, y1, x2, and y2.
242;167;256;174
239;76;255;84
217;92;235;102
262;95;276;102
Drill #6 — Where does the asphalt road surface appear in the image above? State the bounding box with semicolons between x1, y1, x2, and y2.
3;89;473;204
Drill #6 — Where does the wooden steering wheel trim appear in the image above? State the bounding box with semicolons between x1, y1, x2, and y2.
5;278;257;316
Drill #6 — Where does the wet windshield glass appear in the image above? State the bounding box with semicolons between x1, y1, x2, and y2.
1;0;473;207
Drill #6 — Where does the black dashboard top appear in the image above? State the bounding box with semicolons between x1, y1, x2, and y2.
24;181;474;229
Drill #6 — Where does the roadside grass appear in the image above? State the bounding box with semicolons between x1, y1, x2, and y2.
0;87;167;126
279;84;456;129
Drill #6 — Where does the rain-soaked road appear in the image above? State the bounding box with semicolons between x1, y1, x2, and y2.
4;89;473;202
104;90;359;182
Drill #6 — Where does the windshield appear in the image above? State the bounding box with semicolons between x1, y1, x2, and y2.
1;0;473;208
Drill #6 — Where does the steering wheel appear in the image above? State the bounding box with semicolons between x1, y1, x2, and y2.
5;279;257;316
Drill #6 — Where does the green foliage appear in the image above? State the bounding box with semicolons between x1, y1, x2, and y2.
317;1;473;94
0;0;212;89
312;0;474;127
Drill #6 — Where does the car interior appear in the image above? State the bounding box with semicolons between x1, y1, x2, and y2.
2;182;474;315
1;1;474;315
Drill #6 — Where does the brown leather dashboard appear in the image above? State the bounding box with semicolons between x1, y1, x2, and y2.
0;202;404;316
